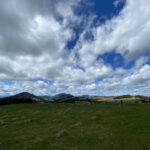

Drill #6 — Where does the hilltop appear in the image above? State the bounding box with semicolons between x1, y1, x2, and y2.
0;92;43;105
0;93;150;105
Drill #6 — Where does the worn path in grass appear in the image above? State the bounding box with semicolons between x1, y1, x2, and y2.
0;103;150;150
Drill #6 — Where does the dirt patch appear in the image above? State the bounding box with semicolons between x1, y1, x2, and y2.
71;122;81;128
31;111;40;115
0;120;5;125
33;137;42;143
11;117;18;121
56;130;69;138
91;116;97;120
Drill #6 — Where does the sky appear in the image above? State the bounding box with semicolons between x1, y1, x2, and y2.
0;0;150;97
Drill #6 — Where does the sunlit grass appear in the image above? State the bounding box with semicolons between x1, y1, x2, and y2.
0;103;150;150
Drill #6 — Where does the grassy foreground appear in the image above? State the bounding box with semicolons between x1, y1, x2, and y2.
0;103;150;150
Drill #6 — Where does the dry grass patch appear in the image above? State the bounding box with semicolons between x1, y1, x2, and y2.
56;129;69;138
71;122;81;128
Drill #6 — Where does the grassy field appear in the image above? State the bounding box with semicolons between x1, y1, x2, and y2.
90;96;141;103
0;103;150;150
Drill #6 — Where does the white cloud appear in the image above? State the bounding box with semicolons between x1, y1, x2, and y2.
0;0;150;96
75;0;150;62
113;0;125;8
134;56;149;69
122;64;150;88
0;0;80;80
0;64;150;96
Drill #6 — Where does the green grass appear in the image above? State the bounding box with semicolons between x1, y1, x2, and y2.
90;96;114;102
90;95;143;103
0;103;150;150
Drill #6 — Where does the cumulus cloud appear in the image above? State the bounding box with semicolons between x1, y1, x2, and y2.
0;64;150;96
0;0;150;96
0;0;79;79
0;80;51;96
76;0;150;62
0;0;112;83
113;0;125;8
122;65;150;88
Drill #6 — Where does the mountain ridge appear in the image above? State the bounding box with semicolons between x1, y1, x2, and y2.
0;92;150;105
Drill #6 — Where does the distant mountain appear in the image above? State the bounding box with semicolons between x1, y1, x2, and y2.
2;92;149;105
81;95;90;98
0;92;42;105
39;96;54;103
53;93;79;103
11;92;38;99
0;92;81;105
114;95;132;99
54;93;73;98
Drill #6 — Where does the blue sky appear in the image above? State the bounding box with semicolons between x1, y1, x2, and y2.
0;0;150;96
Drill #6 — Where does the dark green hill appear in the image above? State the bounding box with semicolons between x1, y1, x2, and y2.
114;95;132;99
53;93;79;103
38;96;54;103
0;92;42;105
11;92;38;99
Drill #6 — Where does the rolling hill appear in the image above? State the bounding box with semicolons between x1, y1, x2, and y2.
0;92;42;105
0;92;150;105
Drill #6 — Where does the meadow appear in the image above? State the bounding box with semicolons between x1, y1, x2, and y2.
0;103;150;150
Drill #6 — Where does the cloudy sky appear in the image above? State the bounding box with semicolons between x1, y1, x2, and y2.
0;0;150;97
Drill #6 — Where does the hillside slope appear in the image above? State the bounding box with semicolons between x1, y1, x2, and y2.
0;92;42;105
